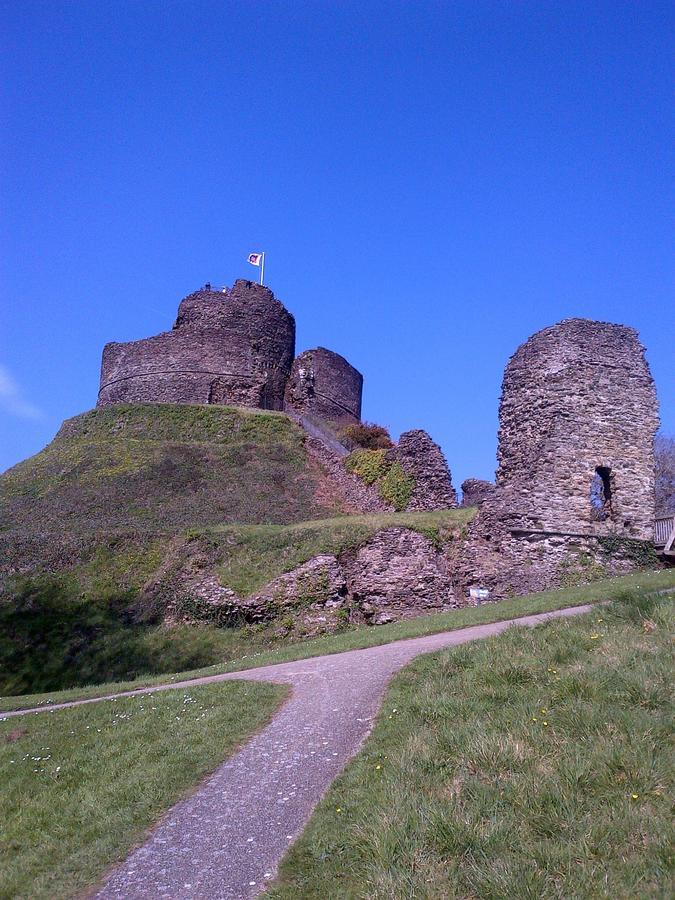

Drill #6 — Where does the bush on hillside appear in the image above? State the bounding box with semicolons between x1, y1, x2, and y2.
345;449;390;485
340;422;394;450
378;461;415;511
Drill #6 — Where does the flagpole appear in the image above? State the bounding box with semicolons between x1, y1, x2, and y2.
260;252;265;286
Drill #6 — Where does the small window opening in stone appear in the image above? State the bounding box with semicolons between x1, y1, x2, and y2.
590;466;612;521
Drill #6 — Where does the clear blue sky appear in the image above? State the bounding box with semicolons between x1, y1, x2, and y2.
2;1;673;490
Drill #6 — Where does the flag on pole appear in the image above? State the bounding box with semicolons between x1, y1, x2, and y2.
247;251;265;285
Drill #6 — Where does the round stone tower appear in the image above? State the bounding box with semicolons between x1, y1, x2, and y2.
284;347;363;424
496;318;659;539
97;280;295;410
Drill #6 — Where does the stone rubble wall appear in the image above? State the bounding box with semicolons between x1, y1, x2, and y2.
394;429;457;510
457;317;660;601
453;499;654;601
460;479;494;507
343;528;456;624
496;318;659;540
155;526;458;636
284;347;363;424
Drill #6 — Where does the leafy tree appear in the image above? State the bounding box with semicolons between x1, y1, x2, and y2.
655;433;675;516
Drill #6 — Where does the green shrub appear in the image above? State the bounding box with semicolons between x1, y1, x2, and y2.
378;462;415;511
345;449;390;485
345;451;416;511
597;535;659;568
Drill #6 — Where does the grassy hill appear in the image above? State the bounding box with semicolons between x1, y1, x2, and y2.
0;403;340;536
0;402;355;583
0;403;474;695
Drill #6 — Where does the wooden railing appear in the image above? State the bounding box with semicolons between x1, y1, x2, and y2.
654;516;675;554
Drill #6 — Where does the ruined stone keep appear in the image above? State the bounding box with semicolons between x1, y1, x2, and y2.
97;280;367;424
496;318;659;540
456;317;660;601
284;347;363;424
98;280;296;410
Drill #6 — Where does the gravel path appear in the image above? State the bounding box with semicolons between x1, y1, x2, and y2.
5;604;593;898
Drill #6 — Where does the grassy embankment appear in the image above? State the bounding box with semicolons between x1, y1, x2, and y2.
3;568;673;713
0;509;470;697
0;402;474;695
0;680;287;900
270;589;674;899
0;403;341;536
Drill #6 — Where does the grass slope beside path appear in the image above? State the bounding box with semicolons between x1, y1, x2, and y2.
0;680;287;900
270;590;674;899
2;569;674;714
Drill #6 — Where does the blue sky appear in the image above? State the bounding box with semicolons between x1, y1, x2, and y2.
1;0;673;490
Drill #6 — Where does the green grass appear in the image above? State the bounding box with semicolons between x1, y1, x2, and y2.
2;568;673;713
0;679;287;900
0;404;342;542
269;590;673;899
0;510;471;696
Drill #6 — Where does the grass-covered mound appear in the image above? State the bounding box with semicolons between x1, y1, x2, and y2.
0;680;287;900
270;588;674;898
207;508;472;596
0;404;340;538
0;509;471;696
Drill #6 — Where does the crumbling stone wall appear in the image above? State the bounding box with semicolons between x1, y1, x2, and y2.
284;347;363;424
159;527;457;635
97;280;296;410
394;430;457;510
344;528;456;623
460;479;494;507
456;318;660;600
496;318;658;539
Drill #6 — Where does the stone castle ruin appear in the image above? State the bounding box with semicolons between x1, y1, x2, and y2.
496;318;658;539
457;318;660;598
395;429;458;510
96;279;458;519
98;281;296;410
95;281;664;611
460;479;494;507
98;280;367;427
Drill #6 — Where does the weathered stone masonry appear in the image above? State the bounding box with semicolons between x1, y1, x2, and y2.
395;429;457;510
496;318;659;539
284;347;363;424
97;281;366;429
460;479;494;507
457;318;660;599
98;281;296;410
